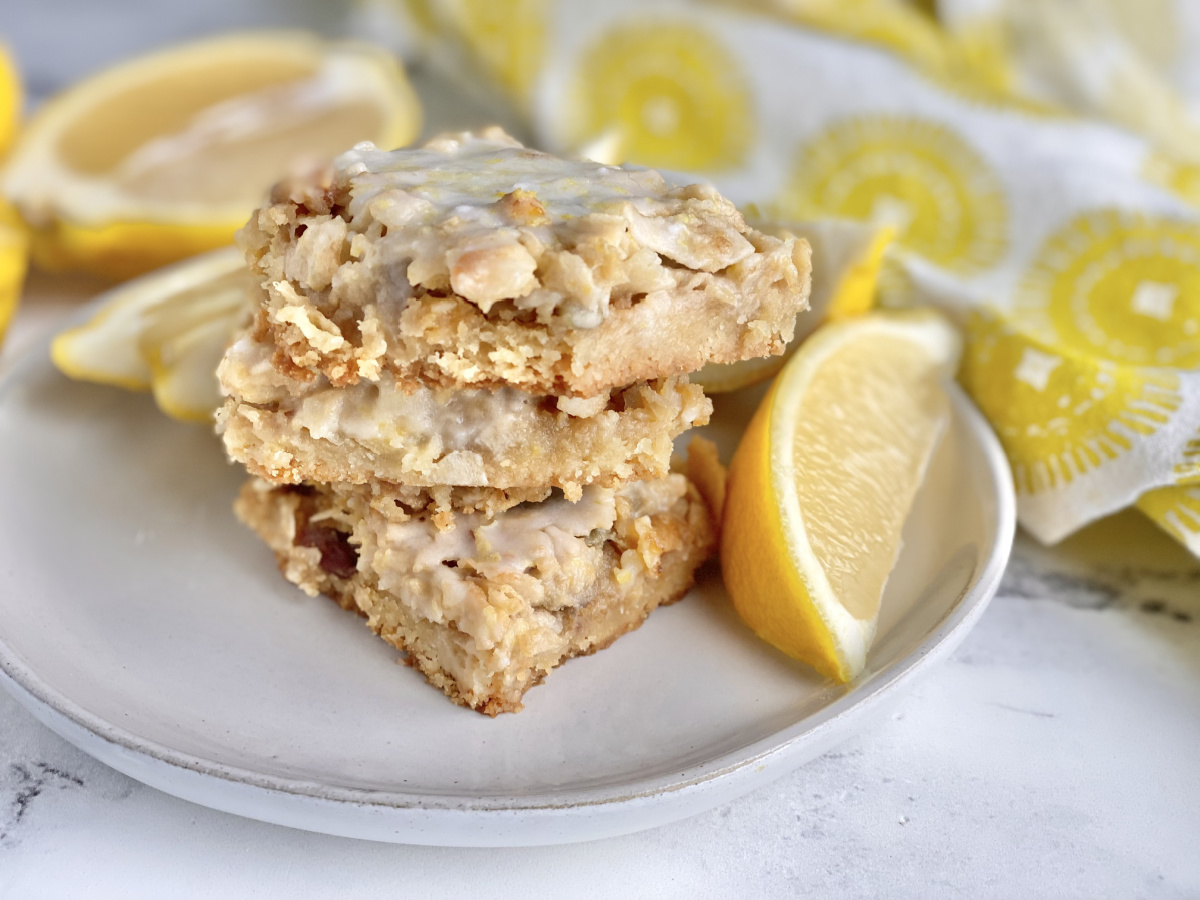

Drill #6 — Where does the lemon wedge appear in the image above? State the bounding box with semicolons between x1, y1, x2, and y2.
2;32;421;281
52;246;251;421
721;311;961;681
695;219;893;393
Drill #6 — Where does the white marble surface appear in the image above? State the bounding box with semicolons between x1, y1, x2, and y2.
2;4;1200;897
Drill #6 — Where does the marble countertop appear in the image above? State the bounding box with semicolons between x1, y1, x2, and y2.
2;4;1200;896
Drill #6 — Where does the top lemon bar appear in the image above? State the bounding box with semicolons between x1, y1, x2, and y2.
239;128;811;398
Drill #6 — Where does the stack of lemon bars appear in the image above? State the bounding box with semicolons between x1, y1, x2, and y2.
217;129;810;714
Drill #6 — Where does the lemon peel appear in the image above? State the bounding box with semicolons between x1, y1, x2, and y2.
686;436;728;524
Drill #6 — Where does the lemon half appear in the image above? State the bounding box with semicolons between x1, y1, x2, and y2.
721;311;961;681
3;32;420;280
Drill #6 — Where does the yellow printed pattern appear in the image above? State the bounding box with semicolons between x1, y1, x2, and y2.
1137;485;1200;554
777;116;1008;273
568;21;754;172
1170;430;1200;484
961;311;1180;495
757;0;1033;112
1142;152;1200;208
1015;211;1200;369
448;0;549;101
1097;0;1180;67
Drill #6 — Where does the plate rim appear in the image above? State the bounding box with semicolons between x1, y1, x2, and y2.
0;332;1015;832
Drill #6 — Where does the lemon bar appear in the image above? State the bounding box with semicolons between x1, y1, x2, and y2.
218;330;711;494
238;127;811;397
235;474;717;715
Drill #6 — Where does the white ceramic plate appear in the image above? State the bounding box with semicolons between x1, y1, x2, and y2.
0;332;1014;847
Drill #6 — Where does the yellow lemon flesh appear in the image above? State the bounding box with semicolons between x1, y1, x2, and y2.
52;246;251;421
721;311;961;681
695;219;893;393
2;32;421;281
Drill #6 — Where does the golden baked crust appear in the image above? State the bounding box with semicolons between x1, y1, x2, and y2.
235;474;717;714
218;330;712;493
238;128;811;397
